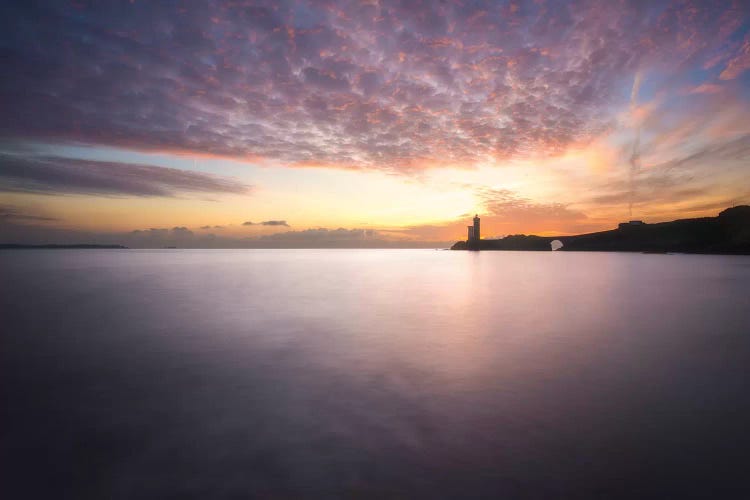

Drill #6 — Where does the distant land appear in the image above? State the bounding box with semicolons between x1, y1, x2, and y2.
0;244;128;250
452;206;750;254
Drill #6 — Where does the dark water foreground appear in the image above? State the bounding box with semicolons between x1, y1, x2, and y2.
2;249;750;499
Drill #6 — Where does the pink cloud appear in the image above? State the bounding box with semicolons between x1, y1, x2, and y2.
1;0;749;175
687;83;723;94
720;37;750;80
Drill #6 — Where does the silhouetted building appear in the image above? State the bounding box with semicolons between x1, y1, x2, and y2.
473;214;480;241
467;226;474;241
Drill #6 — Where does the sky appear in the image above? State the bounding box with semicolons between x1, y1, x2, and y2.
1;0;749;247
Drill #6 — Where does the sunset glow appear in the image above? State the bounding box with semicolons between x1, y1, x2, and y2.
2;0;749;246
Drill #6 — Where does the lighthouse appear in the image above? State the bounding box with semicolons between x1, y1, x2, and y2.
467;214;481;250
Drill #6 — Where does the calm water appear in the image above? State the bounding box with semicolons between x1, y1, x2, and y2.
2;249;750;499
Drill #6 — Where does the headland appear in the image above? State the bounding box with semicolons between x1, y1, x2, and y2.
451;206;750;254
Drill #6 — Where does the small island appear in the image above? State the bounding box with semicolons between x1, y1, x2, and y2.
451;206;750;255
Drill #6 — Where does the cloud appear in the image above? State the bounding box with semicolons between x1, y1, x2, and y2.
0;220;449;248
1;1;746;173
687;83;724;95
0;204;58;222
260;220;288;226
246;227;447;248
171;226;193;236
590;134;750;212
243;220;289;226
655;134;750;170
476;188;588;231
127;226;196;246
719;35;750;80
0;154;251;197
256;227;372;243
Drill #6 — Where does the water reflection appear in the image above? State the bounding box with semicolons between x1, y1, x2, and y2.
2;250;749;498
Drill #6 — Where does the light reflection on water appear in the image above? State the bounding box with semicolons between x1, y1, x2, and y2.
2;249;750;498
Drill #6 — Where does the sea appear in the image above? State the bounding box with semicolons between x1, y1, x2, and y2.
2;249;749;499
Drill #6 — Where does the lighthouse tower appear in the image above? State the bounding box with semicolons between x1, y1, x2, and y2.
467;214;481;250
